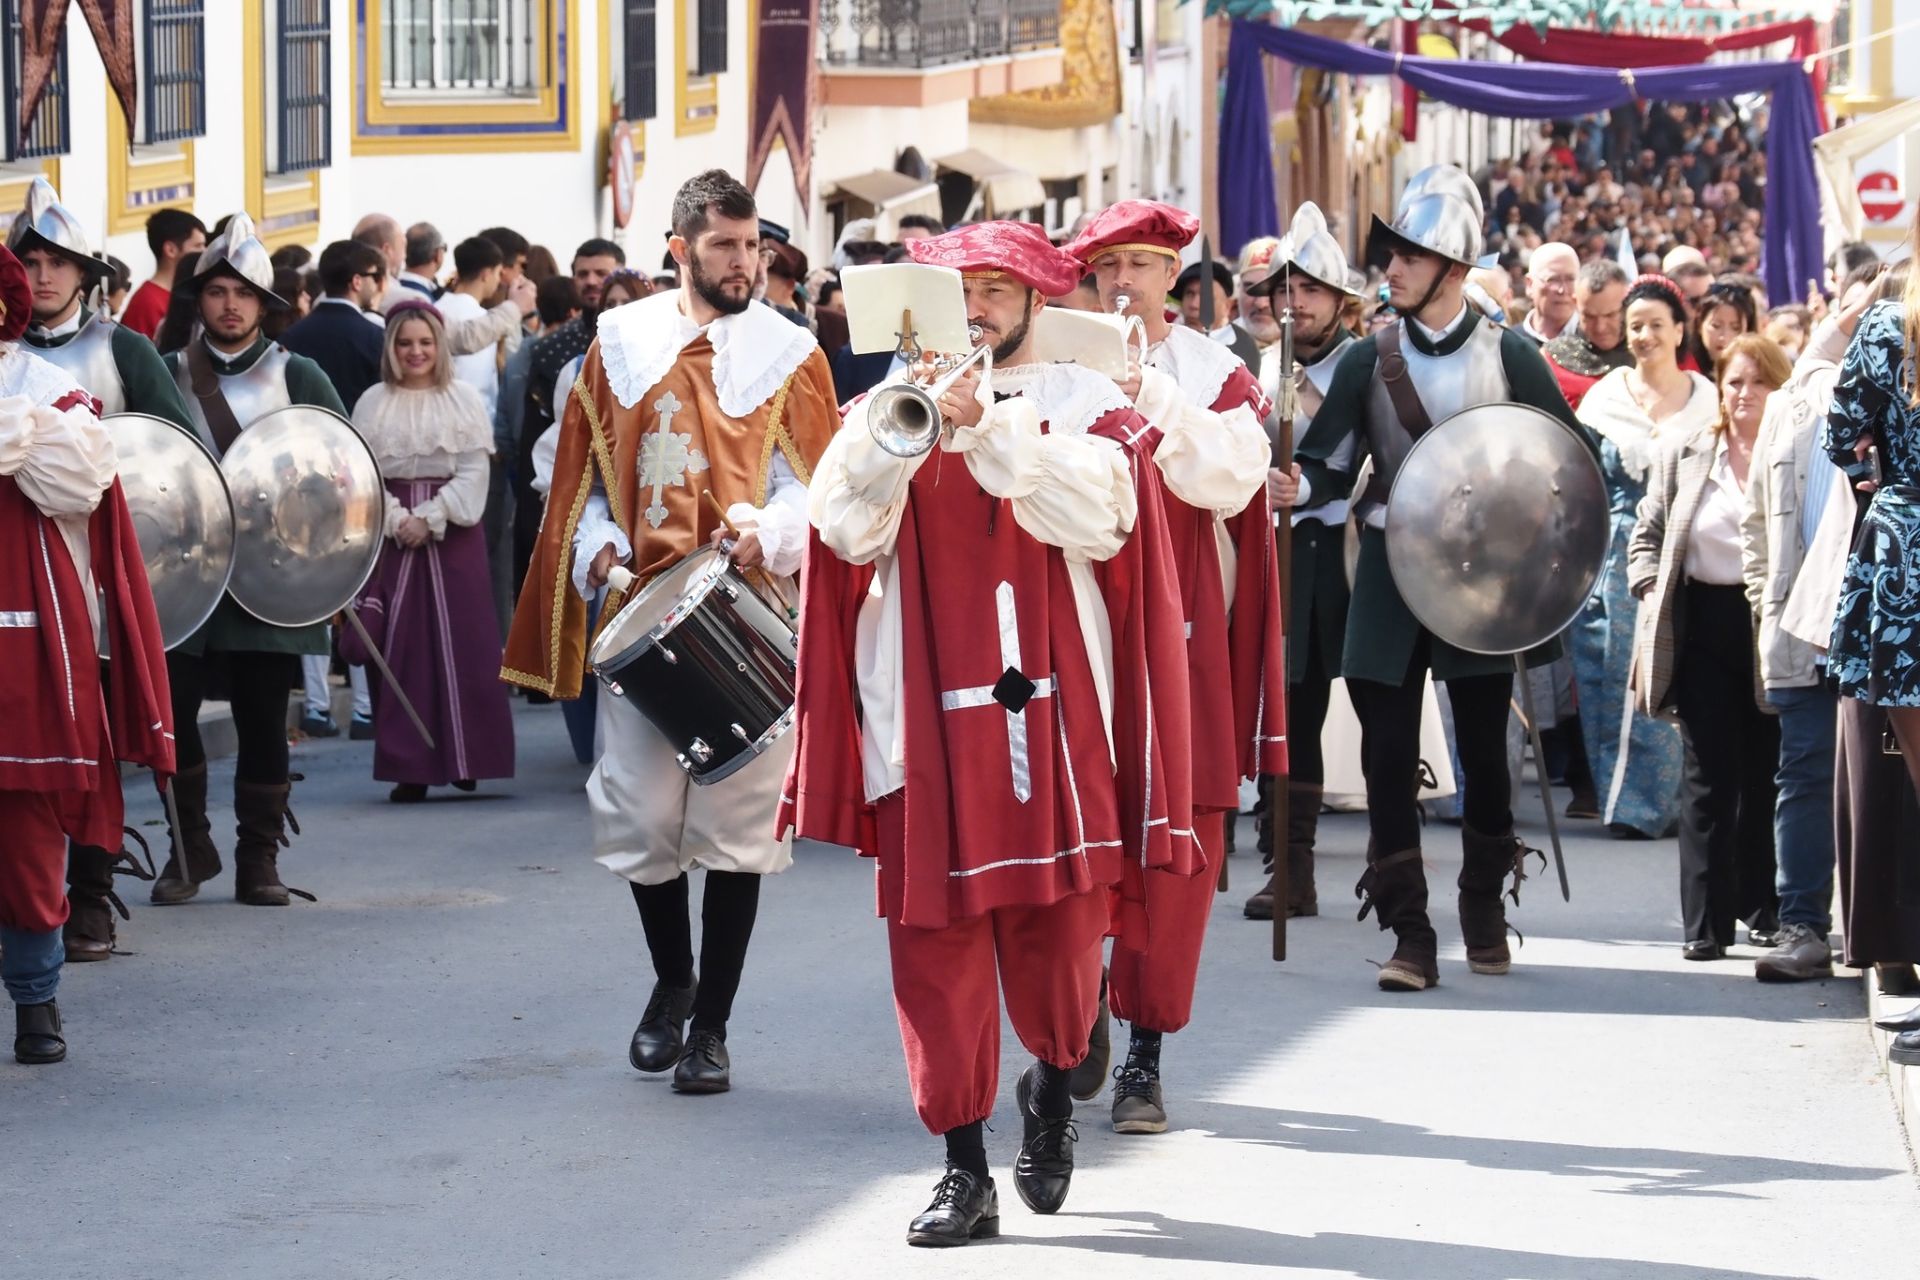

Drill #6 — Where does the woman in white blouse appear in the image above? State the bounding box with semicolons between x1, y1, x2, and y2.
1571;275;1718;838
1628;333;1793;959
342;299;515;800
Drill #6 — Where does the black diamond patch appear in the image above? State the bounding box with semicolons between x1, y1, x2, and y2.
992;667;1038;713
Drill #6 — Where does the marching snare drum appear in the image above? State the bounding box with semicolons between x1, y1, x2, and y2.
587;546;798;785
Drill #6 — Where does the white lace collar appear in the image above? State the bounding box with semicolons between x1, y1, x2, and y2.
990;363;1130;437
1147;323;1243;413
598;290;818;417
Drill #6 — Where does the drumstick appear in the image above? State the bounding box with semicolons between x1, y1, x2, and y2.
702;489;795;615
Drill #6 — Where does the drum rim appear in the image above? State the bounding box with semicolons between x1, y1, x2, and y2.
588;545;732;672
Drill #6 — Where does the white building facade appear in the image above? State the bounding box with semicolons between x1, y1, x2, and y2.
3;1;1214;283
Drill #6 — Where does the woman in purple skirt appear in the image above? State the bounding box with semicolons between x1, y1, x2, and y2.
344;299;515;800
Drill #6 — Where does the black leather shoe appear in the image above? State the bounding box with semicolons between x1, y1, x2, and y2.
1068;971;1109;1101
671;1028;731;1094
1875;1004;1920;1033
1892;1029;1920;1068
628;978;697;1073
1682;939;1724;962
1013;1064;1076;1215
907;1167;999;1247
14;1001;65;1065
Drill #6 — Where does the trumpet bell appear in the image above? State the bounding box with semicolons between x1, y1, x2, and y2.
867;381;944;458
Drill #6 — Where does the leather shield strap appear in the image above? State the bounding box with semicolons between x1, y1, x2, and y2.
1363;320;1434;507
184;340;246;455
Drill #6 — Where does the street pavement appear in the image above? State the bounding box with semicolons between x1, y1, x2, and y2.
6;700;1915;1279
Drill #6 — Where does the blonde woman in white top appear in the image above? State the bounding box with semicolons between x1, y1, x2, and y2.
1628;332;1793;959
341;299;515;801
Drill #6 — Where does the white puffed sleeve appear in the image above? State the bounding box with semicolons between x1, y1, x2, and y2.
0;394;114;519
570;489;632;600
946;391;1136;564
531;421;561;497
726;451;810;578
413;449;491;537
1145;380;1270;516
808;400;929;565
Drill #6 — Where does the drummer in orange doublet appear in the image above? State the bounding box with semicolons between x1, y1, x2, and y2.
502;171;837;1095
780;222;1195;1245
1063;201;1287;1136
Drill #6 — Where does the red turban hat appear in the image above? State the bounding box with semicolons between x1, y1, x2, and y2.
907;221;1083;297
0;244;30;342
1063;200;1200;265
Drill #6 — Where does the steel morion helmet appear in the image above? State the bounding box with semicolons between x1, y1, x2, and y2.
1246;201;1365;299
7;177;111;280
190;212;290;310
1398;164;1485;225
1366;192;1483;273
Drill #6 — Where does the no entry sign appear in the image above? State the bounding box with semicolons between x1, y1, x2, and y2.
1860;170;1905;224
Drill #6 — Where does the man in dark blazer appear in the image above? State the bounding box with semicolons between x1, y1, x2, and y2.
279;239;388;412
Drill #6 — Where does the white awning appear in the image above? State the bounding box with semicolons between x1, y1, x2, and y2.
934;147;1047;218
826;170;944;219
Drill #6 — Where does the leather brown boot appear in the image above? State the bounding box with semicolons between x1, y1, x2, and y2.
1357;848;1438;991
233;780;313;906
1459;824;1530;976
151;762;221;904
64;845;124;961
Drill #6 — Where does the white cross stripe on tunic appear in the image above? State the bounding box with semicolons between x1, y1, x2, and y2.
938;580;1053;804
638;390;709;529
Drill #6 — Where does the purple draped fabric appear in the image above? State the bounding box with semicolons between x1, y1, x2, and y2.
1220;21;1825;306
343;478;516;788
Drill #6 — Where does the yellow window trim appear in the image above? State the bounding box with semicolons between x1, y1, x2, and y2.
105;89;196;237
0;160;60;215
674;0;718;137
242;4;321;251
352;0;579;155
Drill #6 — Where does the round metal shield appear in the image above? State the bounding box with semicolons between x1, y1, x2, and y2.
220;405;384;628
1384;402;1607;656
107;414;236;650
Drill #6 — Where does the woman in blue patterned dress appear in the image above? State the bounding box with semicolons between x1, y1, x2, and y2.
1826;275;1920;800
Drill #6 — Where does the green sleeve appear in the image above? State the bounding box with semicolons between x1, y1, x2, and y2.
285;353;348;417
1499;327;1600;459
1294;337;1378;503
111;323;193;431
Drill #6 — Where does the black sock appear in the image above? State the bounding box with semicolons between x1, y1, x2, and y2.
943;1121;989;1181
1031;1062;1073;1119
630;876;695;990
1128;1027;1163;1071
690;870;762;1035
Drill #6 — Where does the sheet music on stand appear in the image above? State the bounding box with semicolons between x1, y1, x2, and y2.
840;263;971;357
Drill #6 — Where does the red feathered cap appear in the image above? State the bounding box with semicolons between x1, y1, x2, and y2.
1064;199;1200;265
908;221;1084;297
0;244;29;342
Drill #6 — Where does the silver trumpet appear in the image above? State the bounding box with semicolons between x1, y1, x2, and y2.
1112;293;1150;366
868;323;992;458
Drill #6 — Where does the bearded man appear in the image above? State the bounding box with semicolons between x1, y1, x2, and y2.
504;170;840;1096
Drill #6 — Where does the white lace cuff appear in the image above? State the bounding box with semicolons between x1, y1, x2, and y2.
726;453;810;578
571;491;632;600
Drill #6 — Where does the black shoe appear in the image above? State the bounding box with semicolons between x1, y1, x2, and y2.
388;783;428;804
1876;1004;1920;1034
628;978;697;1073
906;1167;1000;1247
299;710;339;738
1111;1060;1168;1135
349;713;376;740
671;1028;731;1094
1747;927;1785;950
1892;1029;1920;1069
14;1001;65;1065
1682;939;1724;962
1068;972;1109;1102
1013;1064;1076;1215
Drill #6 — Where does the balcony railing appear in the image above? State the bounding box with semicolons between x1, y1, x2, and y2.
820;0;1060;71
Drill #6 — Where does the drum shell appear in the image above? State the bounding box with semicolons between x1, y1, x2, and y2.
591;558;798;786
